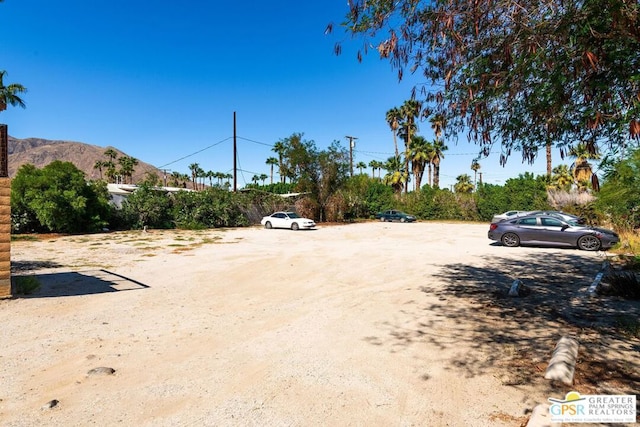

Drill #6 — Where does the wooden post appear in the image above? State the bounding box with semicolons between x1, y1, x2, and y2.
0;125;11;297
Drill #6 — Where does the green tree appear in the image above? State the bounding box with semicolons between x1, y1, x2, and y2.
333;0;640;162
0;70;27;112
280;133;349;221
118;183;174;229
11;161;112;233
356;161;367;174
597;147;640;230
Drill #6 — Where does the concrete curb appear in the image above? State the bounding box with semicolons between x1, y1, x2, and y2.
526;404;560;427
544;336;579;385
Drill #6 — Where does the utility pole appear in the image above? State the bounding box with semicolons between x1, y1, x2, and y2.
161;169;171;187
345;135;358;177
233;111;237;193
478;172;483;187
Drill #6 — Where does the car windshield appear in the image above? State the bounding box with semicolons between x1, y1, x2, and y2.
287;212;300;218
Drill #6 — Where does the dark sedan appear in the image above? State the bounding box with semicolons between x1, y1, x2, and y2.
488;214;619;251
375;209;416;222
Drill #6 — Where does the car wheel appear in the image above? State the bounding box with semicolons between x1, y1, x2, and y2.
577;235;601;251
264;221;272;229
291;222;299;231
400;217;406;223
379;217;385;222
501;232;520;247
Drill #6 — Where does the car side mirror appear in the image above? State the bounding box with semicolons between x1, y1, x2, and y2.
561;224;569;231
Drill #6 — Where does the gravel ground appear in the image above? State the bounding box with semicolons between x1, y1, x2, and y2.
1;222;638;426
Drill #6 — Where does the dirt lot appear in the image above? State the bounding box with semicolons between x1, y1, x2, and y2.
1;222;639;426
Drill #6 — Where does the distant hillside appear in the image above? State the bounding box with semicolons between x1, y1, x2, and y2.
8;136;164;183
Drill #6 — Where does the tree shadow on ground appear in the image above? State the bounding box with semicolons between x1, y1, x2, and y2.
13;269;149;298
368;250;640;397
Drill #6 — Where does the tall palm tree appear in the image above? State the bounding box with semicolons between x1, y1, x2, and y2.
0;70;27;112
272;141;287;184
196;166;205;190
545;141;553;178
265;157;279;184
454;174;474;193
93;160;106;180
368;160;377;177
430;114;445;142
103;148;118;183
409;136;430;191
431;139;448;189
470;159;481;189
385;107;402;159
188;163;200;190
399;100;422;192
118;156;138;184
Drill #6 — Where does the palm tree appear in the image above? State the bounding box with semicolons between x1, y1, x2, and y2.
196;166;206;190
470;159;481;189
0;70;27;113
431;139;448;189
383;156;407;194
430;114;446;142
550;164;573;191
454;174;474;193
272;141;287;184
188;163;200;190
251;174;260;185
93;160;106;180
170;171;182;187
265;157;279;184
259;173;268;185
103;148;119;183
409;136;431;191
545;141;553;178
356;161;367;174
569;143;601;191
118;156;138;184
385;107;402;159
398;100;422;192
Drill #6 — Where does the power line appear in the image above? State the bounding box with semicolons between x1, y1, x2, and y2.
156;137;232;169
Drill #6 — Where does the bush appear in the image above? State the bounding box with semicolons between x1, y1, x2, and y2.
600;270;640;299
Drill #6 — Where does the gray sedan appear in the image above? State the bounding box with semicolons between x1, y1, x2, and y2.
488;214;619;251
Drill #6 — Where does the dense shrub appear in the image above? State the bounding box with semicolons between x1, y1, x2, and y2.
11;161;112;233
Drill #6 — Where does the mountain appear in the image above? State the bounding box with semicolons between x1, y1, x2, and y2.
8;136;165;183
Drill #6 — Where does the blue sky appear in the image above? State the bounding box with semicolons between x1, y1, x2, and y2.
1;0;559;189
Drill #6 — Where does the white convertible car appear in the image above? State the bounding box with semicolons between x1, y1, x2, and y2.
260;211;316;230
